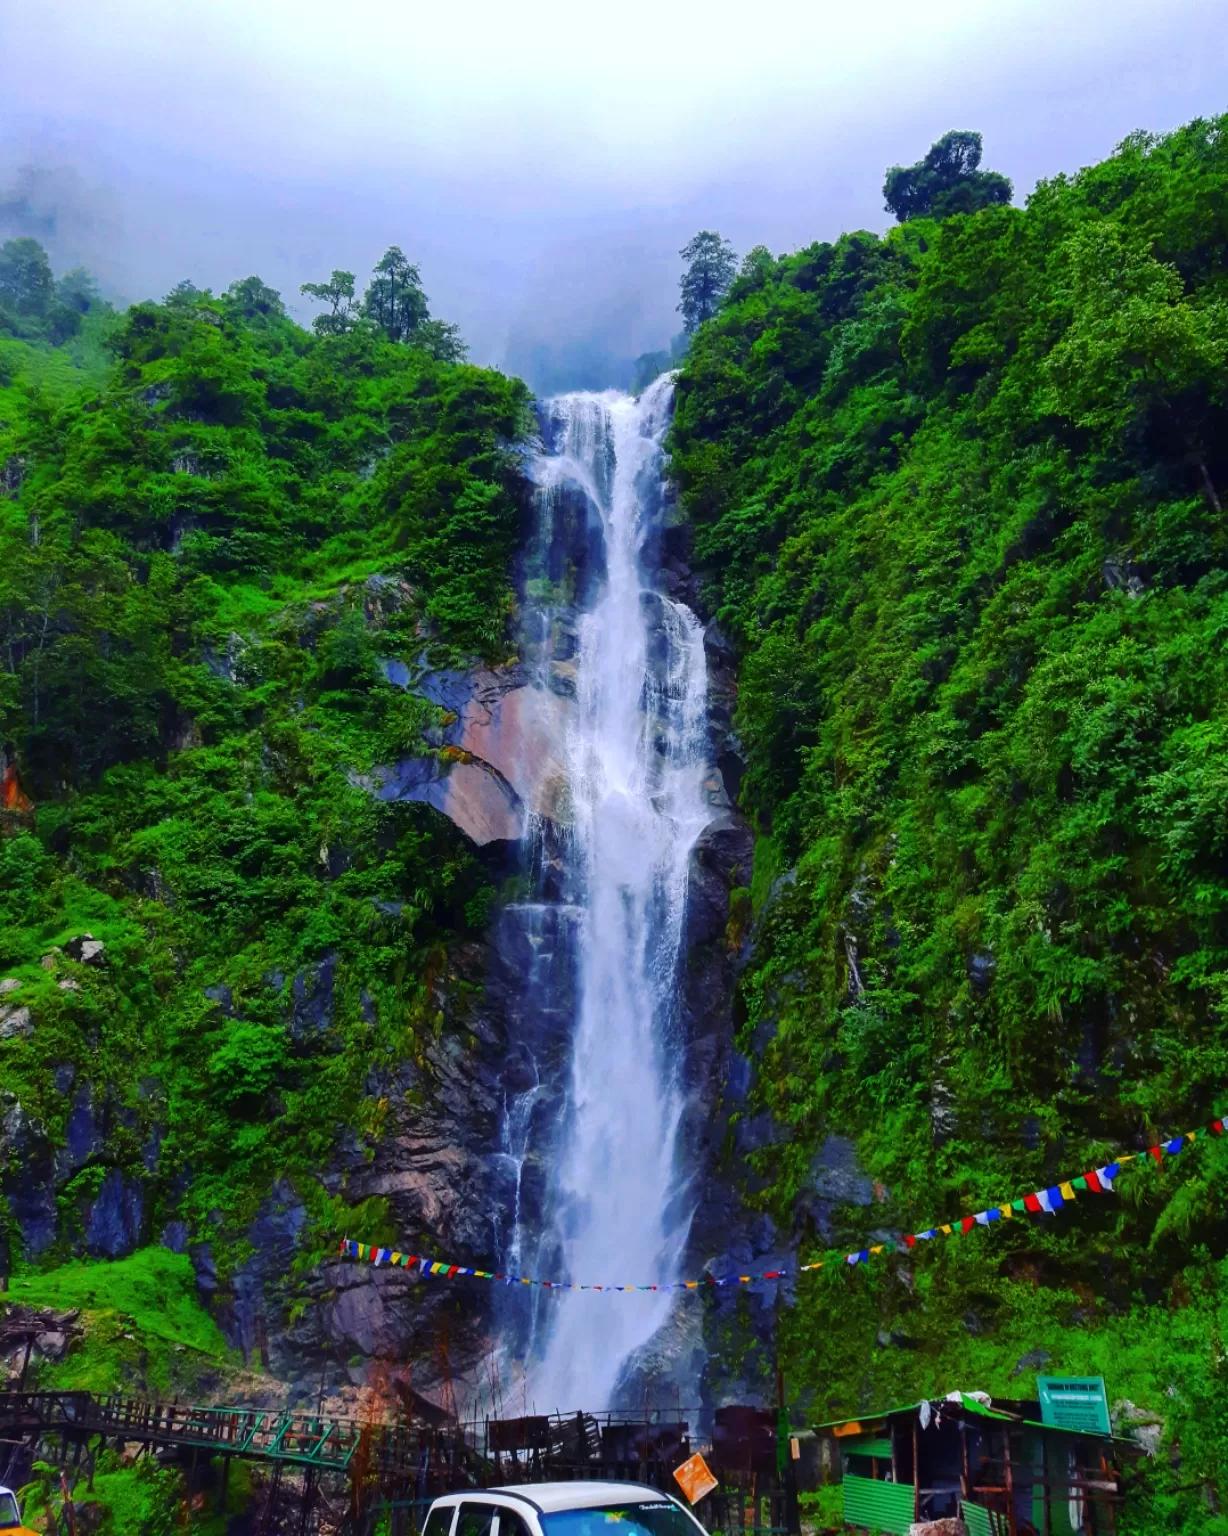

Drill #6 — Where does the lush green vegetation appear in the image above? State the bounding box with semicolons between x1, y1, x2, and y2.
7;1247;234;1395
0;246;533;1285
671;117;1228;1529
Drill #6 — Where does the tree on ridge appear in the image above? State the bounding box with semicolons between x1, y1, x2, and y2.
678;231;737;334
883;130;1012;222
300;269;358;335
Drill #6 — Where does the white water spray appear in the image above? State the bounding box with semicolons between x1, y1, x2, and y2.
522;377;712;1410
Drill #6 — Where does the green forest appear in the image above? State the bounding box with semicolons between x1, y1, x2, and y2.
671;116;1228;1529
3;110;1228;1534
0;244;531;1296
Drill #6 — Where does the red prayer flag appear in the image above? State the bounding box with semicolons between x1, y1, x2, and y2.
1024;1193;1042;1213
1213;1120;1225;1136
1084;1170;1103;1193
960;1216;976;1235
1149;1146;1164;1164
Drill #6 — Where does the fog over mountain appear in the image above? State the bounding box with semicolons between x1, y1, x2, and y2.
3;0;1227;388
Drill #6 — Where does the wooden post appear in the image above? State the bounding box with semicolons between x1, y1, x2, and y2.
1003;1429;1015;1536
217;1456;231;1516
891;1422;899;1485
298;1465;316;1535
1100;1451;1117;1536
913;1417;920;1523
59;1470;77;1536
959;1419;970;1501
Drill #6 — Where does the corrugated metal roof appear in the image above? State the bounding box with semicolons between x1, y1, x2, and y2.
816;1393;1118;1439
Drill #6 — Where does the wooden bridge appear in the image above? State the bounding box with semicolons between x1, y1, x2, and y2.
0;1389;440;1474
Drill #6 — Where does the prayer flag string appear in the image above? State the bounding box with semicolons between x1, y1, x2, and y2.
337;1115;1223;1291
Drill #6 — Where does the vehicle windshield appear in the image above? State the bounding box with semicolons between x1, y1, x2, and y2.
541;1503;701;1536
0;1491;21;1529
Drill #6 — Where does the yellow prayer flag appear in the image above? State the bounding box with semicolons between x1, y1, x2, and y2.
870;1245;883;1255
391;1252;402;1265
940;1224;953;1235
1059;1181;1076;1201
999;1205;1012;1219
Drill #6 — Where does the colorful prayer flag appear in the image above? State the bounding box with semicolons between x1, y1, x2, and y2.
335;1109;1207;1292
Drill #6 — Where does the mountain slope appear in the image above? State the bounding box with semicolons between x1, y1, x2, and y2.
671;115;1228;1529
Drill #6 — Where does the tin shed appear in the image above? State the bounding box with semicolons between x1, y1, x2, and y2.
816;1389;1123;1535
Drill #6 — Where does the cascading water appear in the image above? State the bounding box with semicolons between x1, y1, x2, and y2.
503;375;713;1411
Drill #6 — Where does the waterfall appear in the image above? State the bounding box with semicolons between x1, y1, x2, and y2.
507;375;712;1411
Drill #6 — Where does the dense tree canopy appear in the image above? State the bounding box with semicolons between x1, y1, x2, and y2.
883;129;1013;222
672;115;1228;1530
0;248;531;1287
299;246;466;360
0;237;112;346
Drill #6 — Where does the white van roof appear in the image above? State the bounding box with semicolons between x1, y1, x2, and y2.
437;1483;681;1514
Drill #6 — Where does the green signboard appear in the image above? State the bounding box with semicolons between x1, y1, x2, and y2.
1037;1375;1111;1435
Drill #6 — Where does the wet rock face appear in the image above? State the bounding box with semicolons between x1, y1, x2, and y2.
363;663;578;846
1;1073;157;1263
199;935;526;1402
1;1096;57;1256
84;1168;144;1258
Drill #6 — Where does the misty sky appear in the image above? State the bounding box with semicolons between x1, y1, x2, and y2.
3;0;1227;387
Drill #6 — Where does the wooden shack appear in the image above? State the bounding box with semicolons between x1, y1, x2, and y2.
816;1386;1123;1534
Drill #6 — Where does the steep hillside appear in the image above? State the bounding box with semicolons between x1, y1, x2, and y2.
0;262;532;1317
671;117;1228;1529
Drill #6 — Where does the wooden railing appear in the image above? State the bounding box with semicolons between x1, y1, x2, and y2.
0;1391;432;1474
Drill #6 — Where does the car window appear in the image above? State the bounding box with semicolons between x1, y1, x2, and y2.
424;1506;456;1536
497;1511;535;1536
456;1503;501;1536
0;1491;21;1530
540;1502;701;1536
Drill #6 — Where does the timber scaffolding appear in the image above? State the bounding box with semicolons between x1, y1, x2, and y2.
0;1392;800;1536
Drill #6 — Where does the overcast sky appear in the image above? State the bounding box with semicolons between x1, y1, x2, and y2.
3;0;1226;385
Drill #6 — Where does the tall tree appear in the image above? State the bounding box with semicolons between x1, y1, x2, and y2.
165;279;211;308
362;246;429;343
411;317;467;363
0;237;55;319
55;267;102;316
678;231;737;333
883;130;1012;222
299;269;357;335
223;276;285;322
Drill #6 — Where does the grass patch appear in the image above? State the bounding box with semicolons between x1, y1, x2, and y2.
8;1247;237;1396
